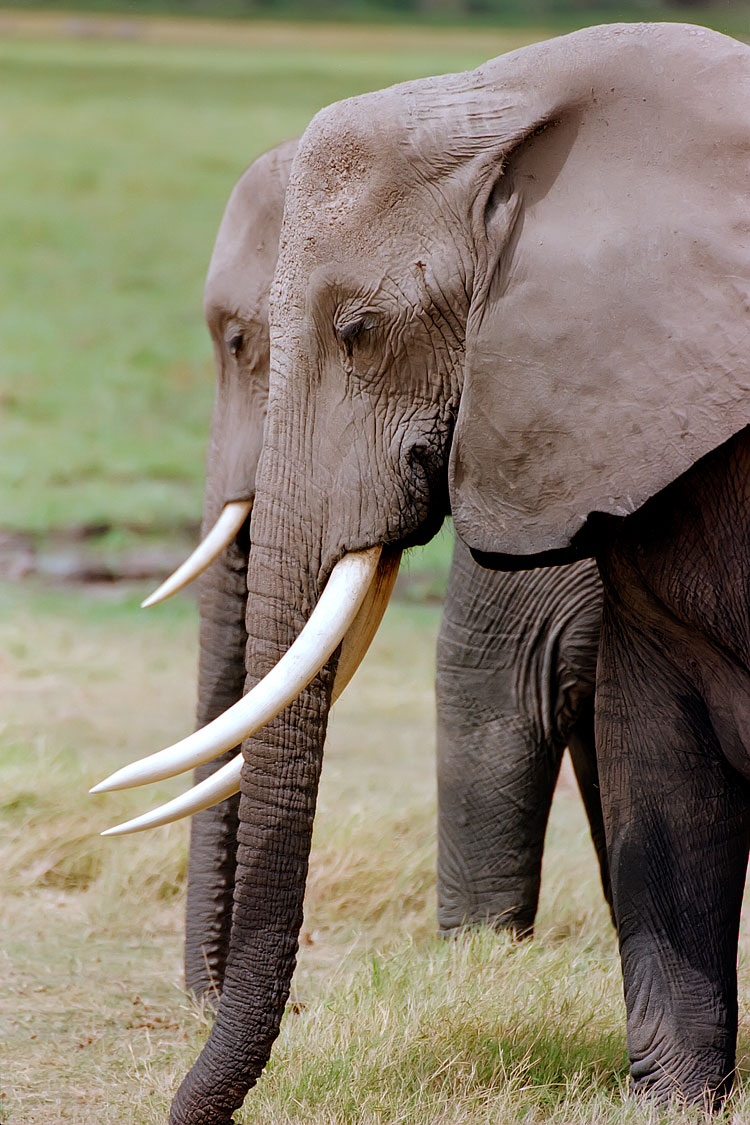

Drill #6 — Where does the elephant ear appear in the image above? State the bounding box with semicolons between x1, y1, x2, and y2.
448;24;750;561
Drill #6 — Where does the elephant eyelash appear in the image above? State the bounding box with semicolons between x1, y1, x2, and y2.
335;314;378;350
338;320;364;341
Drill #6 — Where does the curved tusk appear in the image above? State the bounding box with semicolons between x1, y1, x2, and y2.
101;755;243;836
91;546;382;794
99;548;401;835
141;499;252;608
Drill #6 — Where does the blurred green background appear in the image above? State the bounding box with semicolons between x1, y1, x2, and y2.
0;4;746;581
1;0;748;26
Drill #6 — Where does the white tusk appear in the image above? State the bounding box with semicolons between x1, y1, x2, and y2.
99;548;400;836
140;499;252;608
91;546;382;794
101;756;243;836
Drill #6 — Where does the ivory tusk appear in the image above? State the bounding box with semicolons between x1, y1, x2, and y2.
91;546;383;794
99;548;401;835
101;755;243;836
140;499;252;608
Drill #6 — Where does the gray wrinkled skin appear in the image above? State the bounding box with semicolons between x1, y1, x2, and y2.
186;142;608;999
185;140;296;999
437;537;608;934
171;25;750;1123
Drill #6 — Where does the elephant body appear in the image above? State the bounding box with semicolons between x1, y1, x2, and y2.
185;143;608;995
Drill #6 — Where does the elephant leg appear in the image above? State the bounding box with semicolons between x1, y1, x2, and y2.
184;773;240;1004
183;518;250;1001
596;576;750;1105
436;537;570;935
566;699;611;913
436;706;561;935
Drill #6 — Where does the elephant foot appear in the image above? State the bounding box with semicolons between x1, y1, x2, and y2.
438;894;537;938
629;1048;734;1112
438;914;534;940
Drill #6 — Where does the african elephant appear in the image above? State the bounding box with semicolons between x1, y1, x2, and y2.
134;140;607;1000
97;21;750;1118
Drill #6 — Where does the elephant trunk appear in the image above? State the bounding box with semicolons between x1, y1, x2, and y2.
171;482;334;1125
184;488;251;1001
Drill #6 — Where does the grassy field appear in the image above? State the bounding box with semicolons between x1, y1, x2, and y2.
5;13;750;1125
5;579;750;1124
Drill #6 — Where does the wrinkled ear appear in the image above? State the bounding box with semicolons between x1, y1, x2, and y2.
449;25;750;561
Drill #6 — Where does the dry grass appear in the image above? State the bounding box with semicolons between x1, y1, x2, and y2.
3;579;750;1123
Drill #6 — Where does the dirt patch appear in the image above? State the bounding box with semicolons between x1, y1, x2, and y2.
0;523;199;586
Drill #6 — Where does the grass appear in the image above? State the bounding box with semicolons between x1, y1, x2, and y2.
0;16;539;540
4;578;750;1123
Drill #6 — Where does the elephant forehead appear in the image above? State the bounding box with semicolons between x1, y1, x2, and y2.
294;98;383;184
289;100;418;223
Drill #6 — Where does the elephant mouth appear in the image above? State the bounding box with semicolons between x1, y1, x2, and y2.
91;544;401;835
140;499;253;608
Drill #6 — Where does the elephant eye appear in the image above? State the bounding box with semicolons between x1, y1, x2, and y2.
228;333;244;357
338;320;365;344
336;315;376;360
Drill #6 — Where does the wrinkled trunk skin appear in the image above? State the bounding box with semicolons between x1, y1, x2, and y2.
437;535;608;934
183;483;250;1000
171;466;332;1125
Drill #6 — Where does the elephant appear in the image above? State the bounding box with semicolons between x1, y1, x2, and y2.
96;22;750;1118
133;140;607;1001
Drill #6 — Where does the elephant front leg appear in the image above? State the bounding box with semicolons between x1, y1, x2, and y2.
596;584;750;1106
434;598;562;940
436;700;561;935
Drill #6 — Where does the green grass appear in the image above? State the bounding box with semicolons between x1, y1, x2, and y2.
5;580;750;1122
0;18;538;539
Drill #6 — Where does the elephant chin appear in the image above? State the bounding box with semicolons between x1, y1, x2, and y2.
93;547;400;835
141;499;254;608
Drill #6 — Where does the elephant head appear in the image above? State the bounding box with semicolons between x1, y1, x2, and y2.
97;22;750;1122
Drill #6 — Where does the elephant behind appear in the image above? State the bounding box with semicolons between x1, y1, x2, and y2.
139;140;607;997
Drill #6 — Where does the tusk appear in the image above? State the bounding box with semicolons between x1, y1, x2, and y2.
92;546;383;794
99;548;400;835
332;549;401;702
101;755;242;836
140;499;252;608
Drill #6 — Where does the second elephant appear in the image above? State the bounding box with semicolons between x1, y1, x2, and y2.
147;140;609;998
